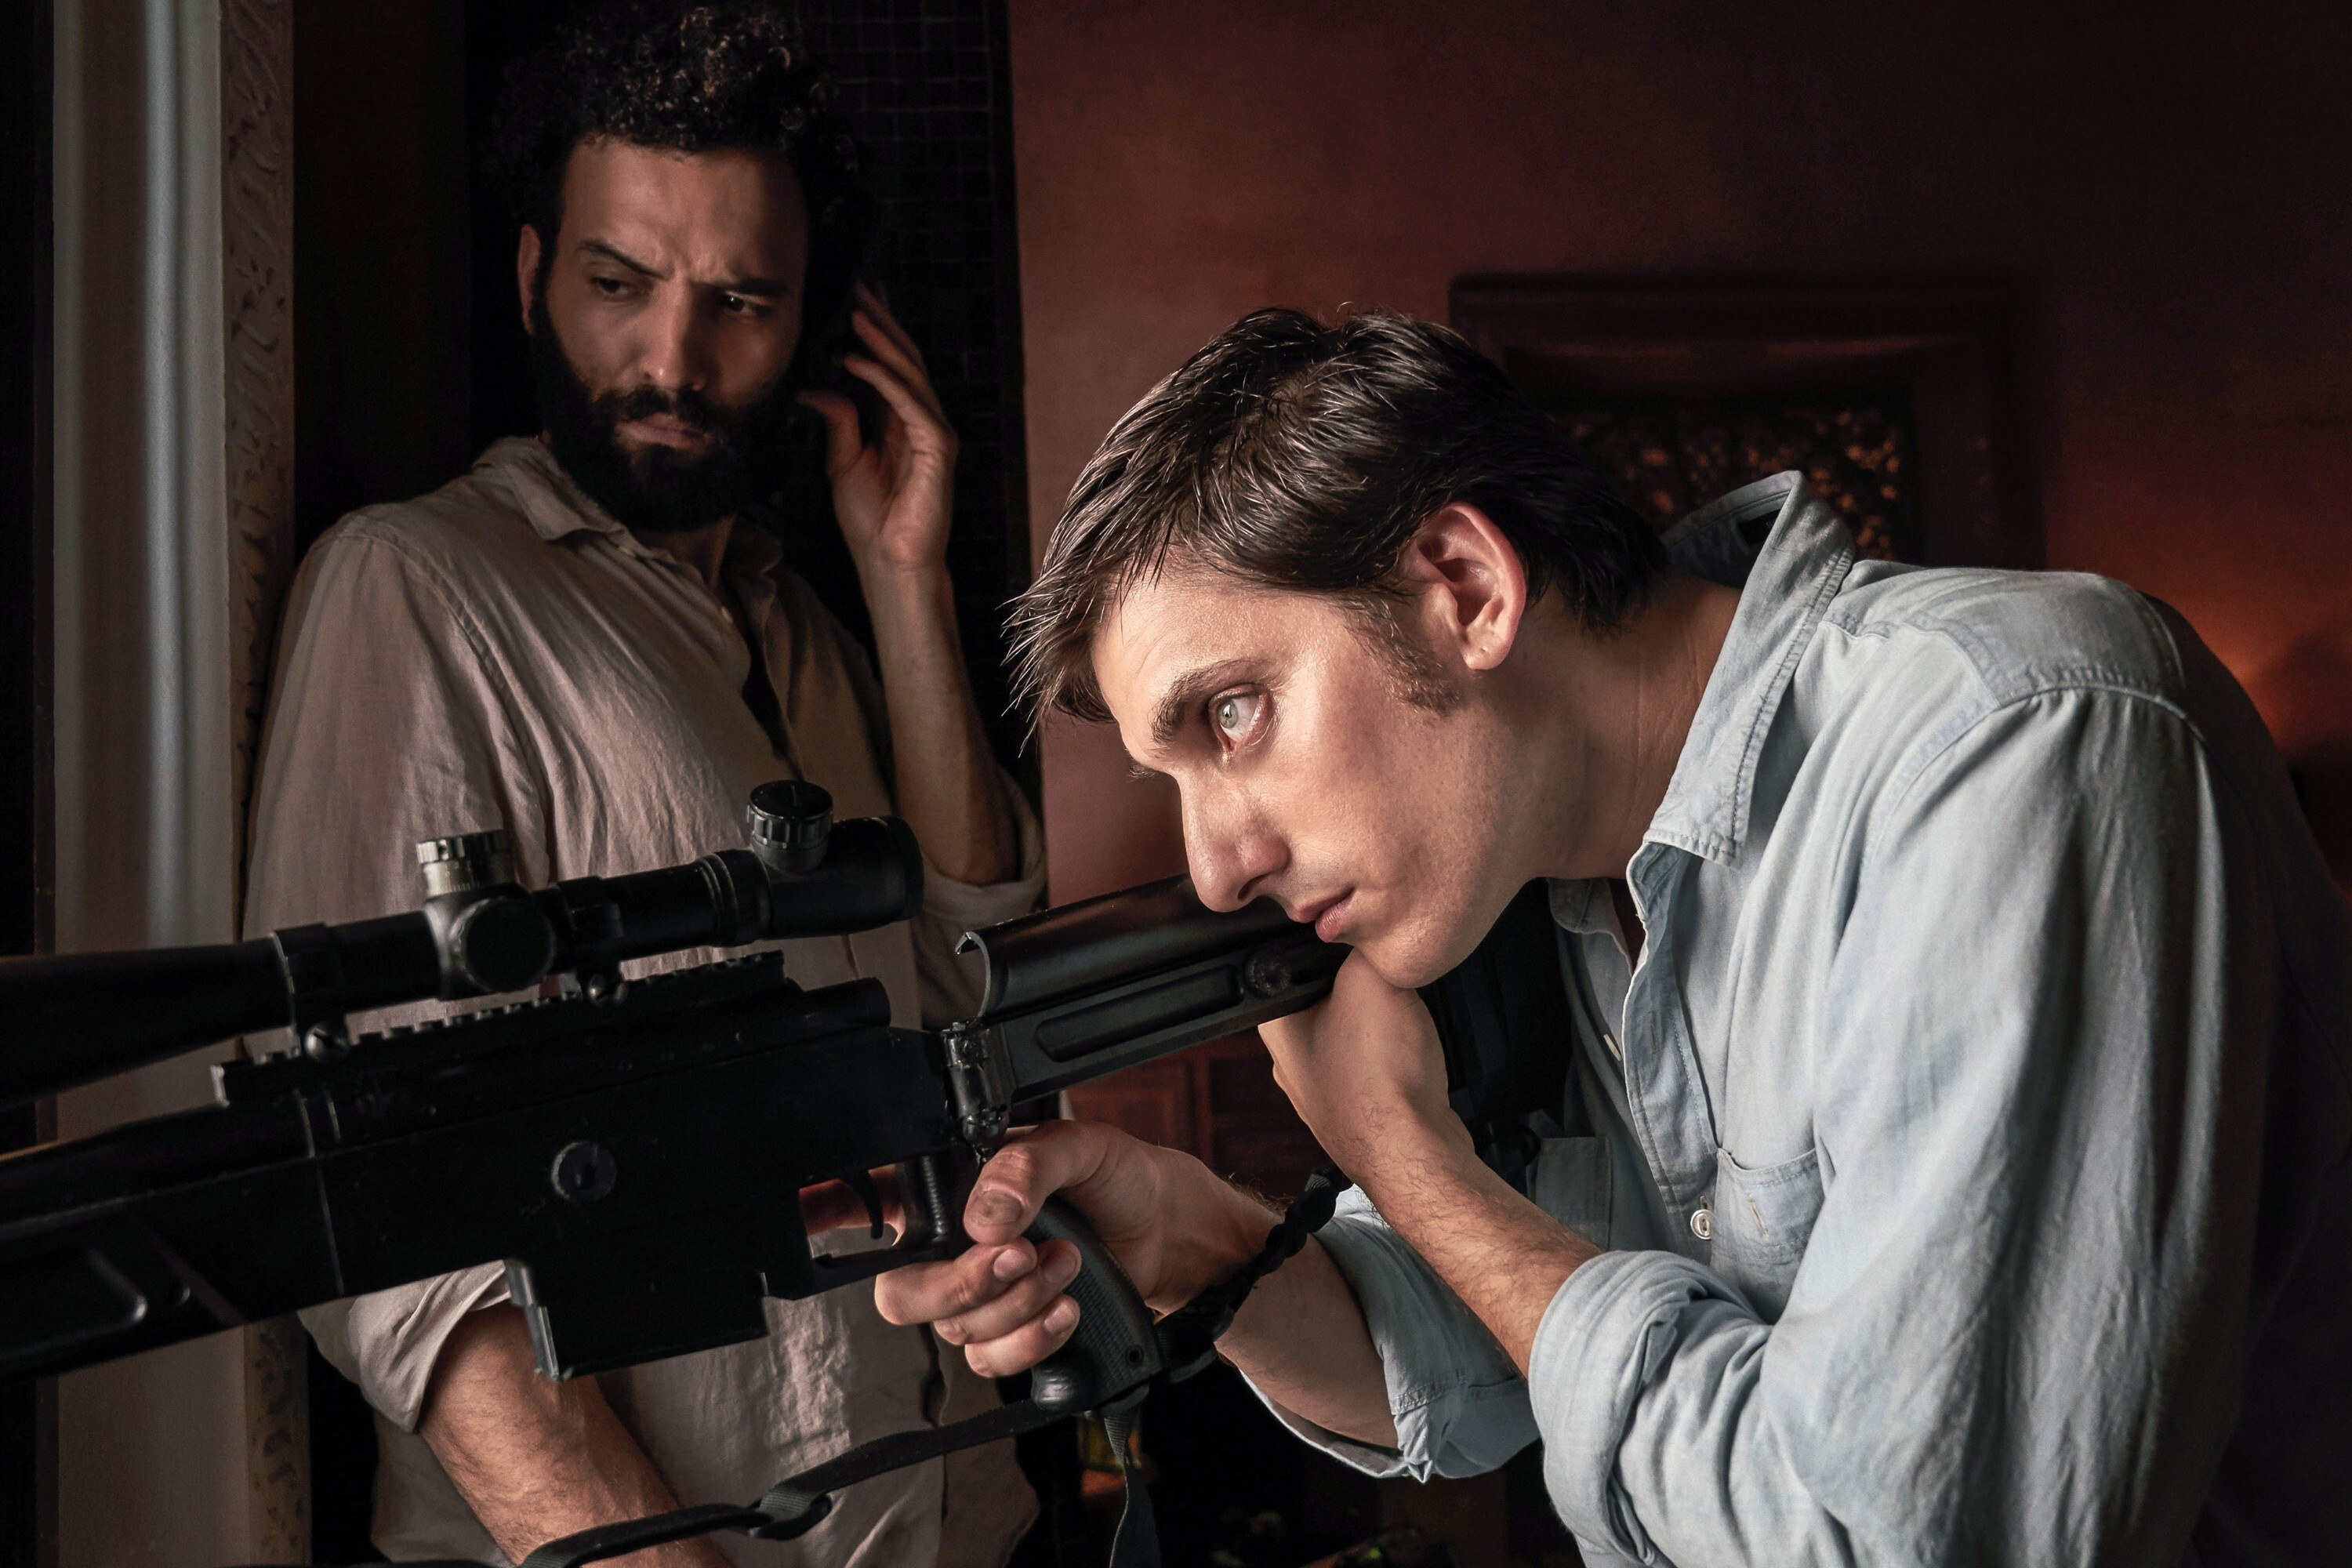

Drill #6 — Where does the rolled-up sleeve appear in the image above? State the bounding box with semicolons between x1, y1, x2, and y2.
1526;687;2271;1564
1241;1187;1537;1480
246;525;542;1428
303;1264;514;1431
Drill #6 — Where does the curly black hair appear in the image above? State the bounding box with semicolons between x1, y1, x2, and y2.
487;0;873;389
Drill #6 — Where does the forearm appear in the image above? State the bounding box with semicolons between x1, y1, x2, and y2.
1351;1122;1597;1373
1219;1232;1398;1448
858;563;1016;885
1115;1165;1398;1446
1117;1160;1396;1448
419;1305;726;1568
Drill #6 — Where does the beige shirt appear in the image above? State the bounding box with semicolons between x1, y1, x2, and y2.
244;437;1045;1566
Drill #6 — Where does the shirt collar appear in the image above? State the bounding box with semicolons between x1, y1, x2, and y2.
474;434;786;583
1641;471;1857;866
1548;877;1618;938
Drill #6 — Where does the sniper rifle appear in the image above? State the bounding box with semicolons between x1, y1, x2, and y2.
0;779;1571;1566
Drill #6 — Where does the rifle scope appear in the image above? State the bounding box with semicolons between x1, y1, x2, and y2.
0;782;920;1108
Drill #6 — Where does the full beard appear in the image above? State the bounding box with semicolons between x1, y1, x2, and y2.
530;293;798;537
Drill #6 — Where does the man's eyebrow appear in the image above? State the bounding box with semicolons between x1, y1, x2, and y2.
1150;661;1250;748
579;239;666;278
576;241;789;299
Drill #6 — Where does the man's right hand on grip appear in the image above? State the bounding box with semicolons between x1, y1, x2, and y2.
873;1120;1277;1379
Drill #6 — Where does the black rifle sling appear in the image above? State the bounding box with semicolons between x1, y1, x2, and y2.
509;1175;1359;1568
1094;1389;1157;1568
514;1398;1065;1566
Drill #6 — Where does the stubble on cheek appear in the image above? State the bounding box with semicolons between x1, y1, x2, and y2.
1354;700;1523;987
1284;637;1483;981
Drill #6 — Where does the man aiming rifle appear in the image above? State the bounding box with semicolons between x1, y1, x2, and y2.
875;309;2352;1566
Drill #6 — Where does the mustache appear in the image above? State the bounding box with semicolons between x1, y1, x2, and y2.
603;383;731;439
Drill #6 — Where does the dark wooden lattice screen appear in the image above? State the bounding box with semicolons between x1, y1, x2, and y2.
1453;276;2041;573
765;0;1033;772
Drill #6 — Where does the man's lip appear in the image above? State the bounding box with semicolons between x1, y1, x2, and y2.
1289;891;1355;943
618;416;709;449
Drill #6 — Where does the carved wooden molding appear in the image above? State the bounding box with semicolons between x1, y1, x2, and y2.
220;0;307;1557
220;0;296;880
242;1316;310;1562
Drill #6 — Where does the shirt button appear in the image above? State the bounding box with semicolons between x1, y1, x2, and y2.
1690;1207;1714;1241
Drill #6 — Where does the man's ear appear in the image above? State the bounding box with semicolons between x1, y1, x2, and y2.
516;225;544;336
1397;503;1530;674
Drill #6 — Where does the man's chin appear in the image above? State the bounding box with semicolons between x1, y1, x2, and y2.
1346;920;1457;993
1346;894;1513;990
583;447;740;535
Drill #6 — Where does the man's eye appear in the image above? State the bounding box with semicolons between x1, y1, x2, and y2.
590;276;631;297
1210;691;1265;747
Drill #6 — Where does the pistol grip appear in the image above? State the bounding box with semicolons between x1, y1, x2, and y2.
1023;1197;1163;1413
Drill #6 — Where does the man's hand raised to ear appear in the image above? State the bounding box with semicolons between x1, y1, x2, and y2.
871;1120;1399;1448
796;281;1015;887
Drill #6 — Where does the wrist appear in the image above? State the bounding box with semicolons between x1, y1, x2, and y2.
851;549;950;597
855;557;957;645
1145;1154;1282;1314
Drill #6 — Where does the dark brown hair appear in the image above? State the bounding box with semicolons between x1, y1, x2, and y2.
486;0;873;394
1009;308;1664;723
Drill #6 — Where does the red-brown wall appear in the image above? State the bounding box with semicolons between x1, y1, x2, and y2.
1008;0;2352;897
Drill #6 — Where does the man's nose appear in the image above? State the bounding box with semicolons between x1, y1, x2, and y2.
631;286;717;392
1184;794;1284;913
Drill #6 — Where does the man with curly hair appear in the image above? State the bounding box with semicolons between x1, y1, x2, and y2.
243;4;1041;1563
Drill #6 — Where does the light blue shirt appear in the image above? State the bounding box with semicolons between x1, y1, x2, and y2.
1248;474;2352;1566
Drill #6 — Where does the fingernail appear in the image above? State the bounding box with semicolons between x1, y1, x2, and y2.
1045;1299;1079;1333
991;1246;1033;1281
971;1189;1018;1228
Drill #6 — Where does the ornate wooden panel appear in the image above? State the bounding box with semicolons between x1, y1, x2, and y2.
1547;390;1920;561
1451;275;2042;570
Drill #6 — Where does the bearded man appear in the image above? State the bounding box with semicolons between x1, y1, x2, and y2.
243;5;1041;1564
877;310;2352;1566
